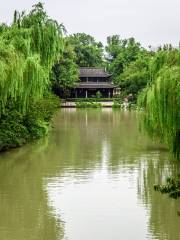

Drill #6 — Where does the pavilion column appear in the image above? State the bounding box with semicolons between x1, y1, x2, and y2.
108;90;111;98
75;90;77;98
85;90;88;98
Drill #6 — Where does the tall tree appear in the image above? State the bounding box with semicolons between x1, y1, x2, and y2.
0;2;64;114
51;40;79;96
105;36;143;84
67;33;103;67
138;49;180;159
118;53;151;100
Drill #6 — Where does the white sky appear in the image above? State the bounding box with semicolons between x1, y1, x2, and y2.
0;0;180;47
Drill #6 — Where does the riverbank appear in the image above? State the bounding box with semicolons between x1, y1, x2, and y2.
61;101;114;108
61;100;137;109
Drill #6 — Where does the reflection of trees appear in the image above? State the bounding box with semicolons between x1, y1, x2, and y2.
50;109;104;171
0;142;64;240
137;153;180;240
57;109;180;240
0;109;179;240
0;109;109;240
104;109;180;239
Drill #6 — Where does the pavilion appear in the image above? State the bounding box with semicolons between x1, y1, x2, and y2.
71;67;116;98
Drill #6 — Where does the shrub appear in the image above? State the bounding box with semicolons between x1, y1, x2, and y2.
154;176;180;199
0;94;60;151
76;101;102;108
112;99;123;108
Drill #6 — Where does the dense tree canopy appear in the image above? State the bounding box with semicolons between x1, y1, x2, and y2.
51;40;79;94
105;35;150;99
67;33;104;67
118;52;151;100
106;36;143;77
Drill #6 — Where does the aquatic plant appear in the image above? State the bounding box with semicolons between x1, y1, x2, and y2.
154;176;180;199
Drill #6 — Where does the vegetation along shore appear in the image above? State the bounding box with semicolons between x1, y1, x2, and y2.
0;2;179;161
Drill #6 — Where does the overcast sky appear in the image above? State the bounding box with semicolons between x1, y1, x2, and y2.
0;0;180;47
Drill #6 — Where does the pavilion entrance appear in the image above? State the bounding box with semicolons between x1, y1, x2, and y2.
74;88;113;98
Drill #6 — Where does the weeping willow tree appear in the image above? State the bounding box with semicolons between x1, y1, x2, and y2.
0;37;47;113
0;2;64;115
138;49;180;160
0;2;65;151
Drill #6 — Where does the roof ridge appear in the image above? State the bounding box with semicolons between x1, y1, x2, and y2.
79;67;111;77
79;67;105;69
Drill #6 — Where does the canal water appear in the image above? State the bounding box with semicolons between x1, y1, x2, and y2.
0;109;179;240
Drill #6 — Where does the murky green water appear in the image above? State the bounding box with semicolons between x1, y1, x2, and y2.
0;109;179;240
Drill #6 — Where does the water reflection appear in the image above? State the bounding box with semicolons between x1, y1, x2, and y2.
0;141;65;240
0;109;179;240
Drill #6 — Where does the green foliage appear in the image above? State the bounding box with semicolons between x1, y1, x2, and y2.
0;3;62;151
24;94;60;139
96;91;102;99
112;99;137;109
20;2;64;68
138;50;180;160
66;98;114;102
107;38;179;159
0;3;63;116
105;36;150;99
0;2;179;161
112;102;122;108
154;176;180;199
112;99;123;108
0;94;59;151
51;40;79;91
67;33;103;67
118;54;151;100
106;36;143;78
0;6;61;114
76;101;102;108
0;109;29;151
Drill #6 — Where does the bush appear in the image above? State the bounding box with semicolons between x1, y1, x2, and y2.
0;110;29;151
112;99;137;109
112;99;123;108
76;101;102;108
112;103;122;108
24;94;60;139
0;94;60;151
154;176;180;199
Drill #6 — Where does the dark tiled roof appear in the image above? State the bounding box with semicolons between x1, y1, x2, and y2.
80;67;111;78
75;82;115;89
